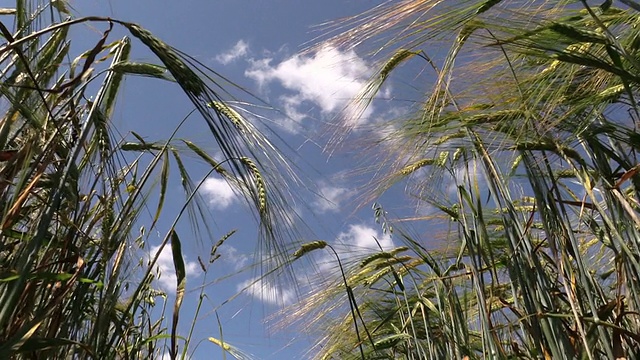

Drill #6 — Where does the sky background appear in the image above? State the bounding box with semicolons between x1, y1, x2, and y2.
68;1;439;359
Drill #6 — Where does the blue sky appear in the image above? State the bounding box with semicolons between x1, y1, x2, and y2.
69;1;438;359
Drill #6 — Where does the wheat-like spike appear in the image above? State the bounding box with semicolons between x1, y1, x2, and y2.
374;334;411;350
292;240;328;259
240;156;267;215
512;142;582;161
182;140;228;176
453;147;464;162
509;154;522;174
463;109;526;125
555;169;577;178
436;151;449;167
361;247;410;268
379;49;418;82
124;23;205;96
496;205;536;214
208;101;245;132
512;141;556;151
103;38;131;119
597;84;624;102
550;22;608;44
363;268;392;286
360;251;393;268
111;61;167;77
395;259;424;277
210;229;237;258
433;131;466;145
373;255;413;270
120;142;164;151
388;246;409;255
208;337;231;351
101;197;114;247
476;0;501;14
400;158;435;176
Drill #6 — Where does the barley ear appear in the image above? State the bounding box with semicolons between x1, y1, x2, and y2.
240;156;267;215
208;101;245;132
379;49;418;82
293;241;328;259
124;23;205;96
400;158;435;176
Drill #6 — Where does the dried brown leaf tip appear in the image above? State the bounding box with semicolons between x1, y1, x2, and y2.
614;164;640;189
0;149;18;161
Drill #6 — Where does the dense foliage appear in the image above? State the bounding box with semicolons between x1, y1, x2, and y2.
0;1;295;358
5;0;640;359
294;0;640;359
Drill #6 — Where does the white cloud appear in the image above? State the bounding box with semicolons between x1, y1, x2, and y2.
312;183;350;213
238;277;295;306
220;245;249;271
200;177;238;210
316;224;395;273
215;40;249;65
150;245;200;293
245;46;374;126
336;224;395;252
275;94;307;133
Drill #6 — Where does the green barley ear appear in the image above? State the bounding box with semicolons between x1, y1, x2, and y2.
182;140;229;176
436;151;449;166
123;22;205;96
462;109;527;126
208;101;245;132
208;337;253;359
379;49;418;82
400;158;435;176
110;61;167;79
210;229;237;260
549;22;608;44
372;255;412;270
373;334;412;351
596;84;624;102
360;251;394;268
433;131;466;145
239;156;267;215
293;240;328;259
476;0;501;15
120;141;165;151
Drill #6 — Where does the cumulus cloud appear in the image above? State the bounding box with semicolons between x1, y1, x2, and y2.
238;277;295;306
336;224;395;252
149;244;200;293
316;224;396;273
215;40;249;65
200;177;238;210
220;245;249;271
245;46;375;129
312;182;350;213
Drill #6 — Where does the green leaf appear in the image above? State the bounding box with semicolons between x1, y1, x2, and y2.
170;230;186;358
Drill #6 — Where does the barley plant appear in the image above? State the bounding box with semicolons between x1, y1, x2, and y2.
0;1;297;358
293;0;640;359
